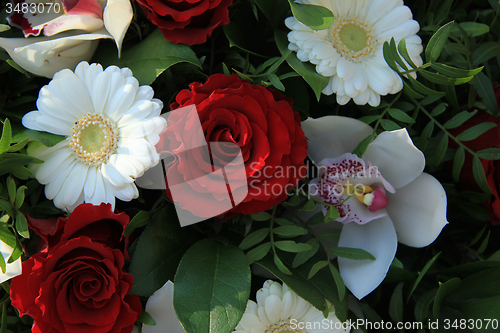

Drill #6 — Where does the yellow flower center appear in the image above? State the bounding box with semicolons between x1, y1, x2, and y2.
346;183;374;205
266;320;304;333
69;113;118;165
328;17;375;61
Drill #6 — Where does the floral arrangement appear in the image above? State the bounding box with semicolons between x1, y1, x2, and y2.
0;0;499;332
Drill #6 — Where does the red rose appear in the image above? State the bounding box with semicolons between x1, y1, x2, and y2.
449;85;500;225
10;203;142;333
159;74;308;218
135;0;233;45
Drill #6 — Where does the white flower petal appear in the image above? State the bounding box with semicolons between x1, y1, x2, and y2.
387;173;448;247
22;111;44;131
0;241;22;284
35;148;74;184
103;0;133;55
57;162;88;208
338;216;398;299
301;115;373;163
363;129;425;189
142;281;185;333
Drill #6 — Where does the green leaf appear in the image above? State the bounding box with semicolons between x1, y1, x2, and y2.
283;193;300;207
420;121;434;151
473;72;499;115
448;267;500;301
129;204;200;296
268;73;285;91
380;119;401;131
239;228;270;250
274;241;313;253
328;264;346;302
451;22;489;37
6;177;16;205
8;138;29;153
420;69;474;85
388;108;415;123
324;207;340;223
456;122;497;141
319;229;341;243
96;29;201;85
0;119;12;155
273;225;307;237
473;41;500;65
174;238;251;333
430;102;448;116
256;253;348;320
473;155;492;194
389;282;404;323
274;253;292;275
352;135;374;157
398;38;418;69
425;21;454;62
476;148;500;160
124;210;150;237
433;278;461;318
430;63;483;78
389;38;408;71
275;30;329;100
358;115;380;125
274;218;295;226
307;260;329;279
223;22;266;57
0;200;14;218
0;24;10;33
11;130;65;147
383;41;400;73
298;199;316;213
138;311;157;326
442;110;478;129
434;134;448;166
252;0;290;27
452;147;465;182
306;212;325;226
403;82;425;99
14;186;27;210
477;230;490;254
287;0;334;31
292;238;320;268
0;252;5;274
15;211;29;239
414;289;437;321
329;247;376;260
407;75;446;97
251;212;271;221
245;242;271;265
407;252;441;301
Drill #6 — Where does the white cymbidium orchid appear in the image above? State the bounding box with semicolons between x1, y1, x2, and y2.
0;239;22;284
0;0;132;78
302;116;448;299
140;281;185;333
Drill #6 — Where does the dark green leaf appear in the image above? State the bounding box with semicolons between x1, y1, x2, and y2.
328;264;346;302
425;21;454;62
442;110;478;129
420;121;434;151
473;72;499;115
273;225;307;237
358;115;381;125
298;199;316;213
138;311;157;326
275;30;329;100
407;252;441;301
319;228;341;243
352;135;374;157
473;155;492;194
388;108;415;123
433;278;461;318
239;228;270;250
275;241;313;253
129;204;200;296
283;193;300;207
15;211;29;239
274;218;295;226
403;82;425;99
452;147;465;182
251;212;271;221
383;41;400;73
380;119;401;131
443;84;460;109
11;130;65;147
407;75;446;96
307;260;329;279
330;247;376;260
448;267;500;301
431;63;483;78
8;138;29;152
14;186;26;210
389;38;408;71
174;238;251;333
292;238;320;268
476;148;500;160
398;38;418;68
7;177;16;205
456;122;497;141
268;73;285;91
245;242;271;265
434;134;448;166
477;230;490;254
124;210;150;237
274;253;292;275
0;119;12;155
451;22;489;37
324;207;340;223
414;289;437;322
430;102;448;116
420;69;473;85
473;42;500;65
389;282;404;323
0;252;5;274
287;0;334;30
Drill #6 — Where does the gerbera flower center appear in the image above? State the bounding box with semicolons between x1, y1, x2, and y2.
69;113;118;165
328;17;375;61
265;320;304;333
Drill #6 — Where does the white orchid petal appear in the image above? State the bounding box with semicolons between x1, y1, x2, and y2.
0;241;22;284
143;281;186;333
363;128;425;189
301;116;373;163
387;173;448;248
44;15;103;36
103;0;133;55
338;216;398;299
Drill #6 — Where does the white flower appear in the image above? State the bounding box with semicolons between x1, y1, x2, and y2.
22;61;167;212
0;0;132;78
0;239;22;284
302;116;448;299
285;0;423;106
234;280;348;333
141;281;185;333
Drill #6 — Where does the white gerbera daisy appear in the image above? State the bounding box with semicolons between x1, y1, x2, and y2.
234;280;348;333
22;61;167;211
285;0;423;106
